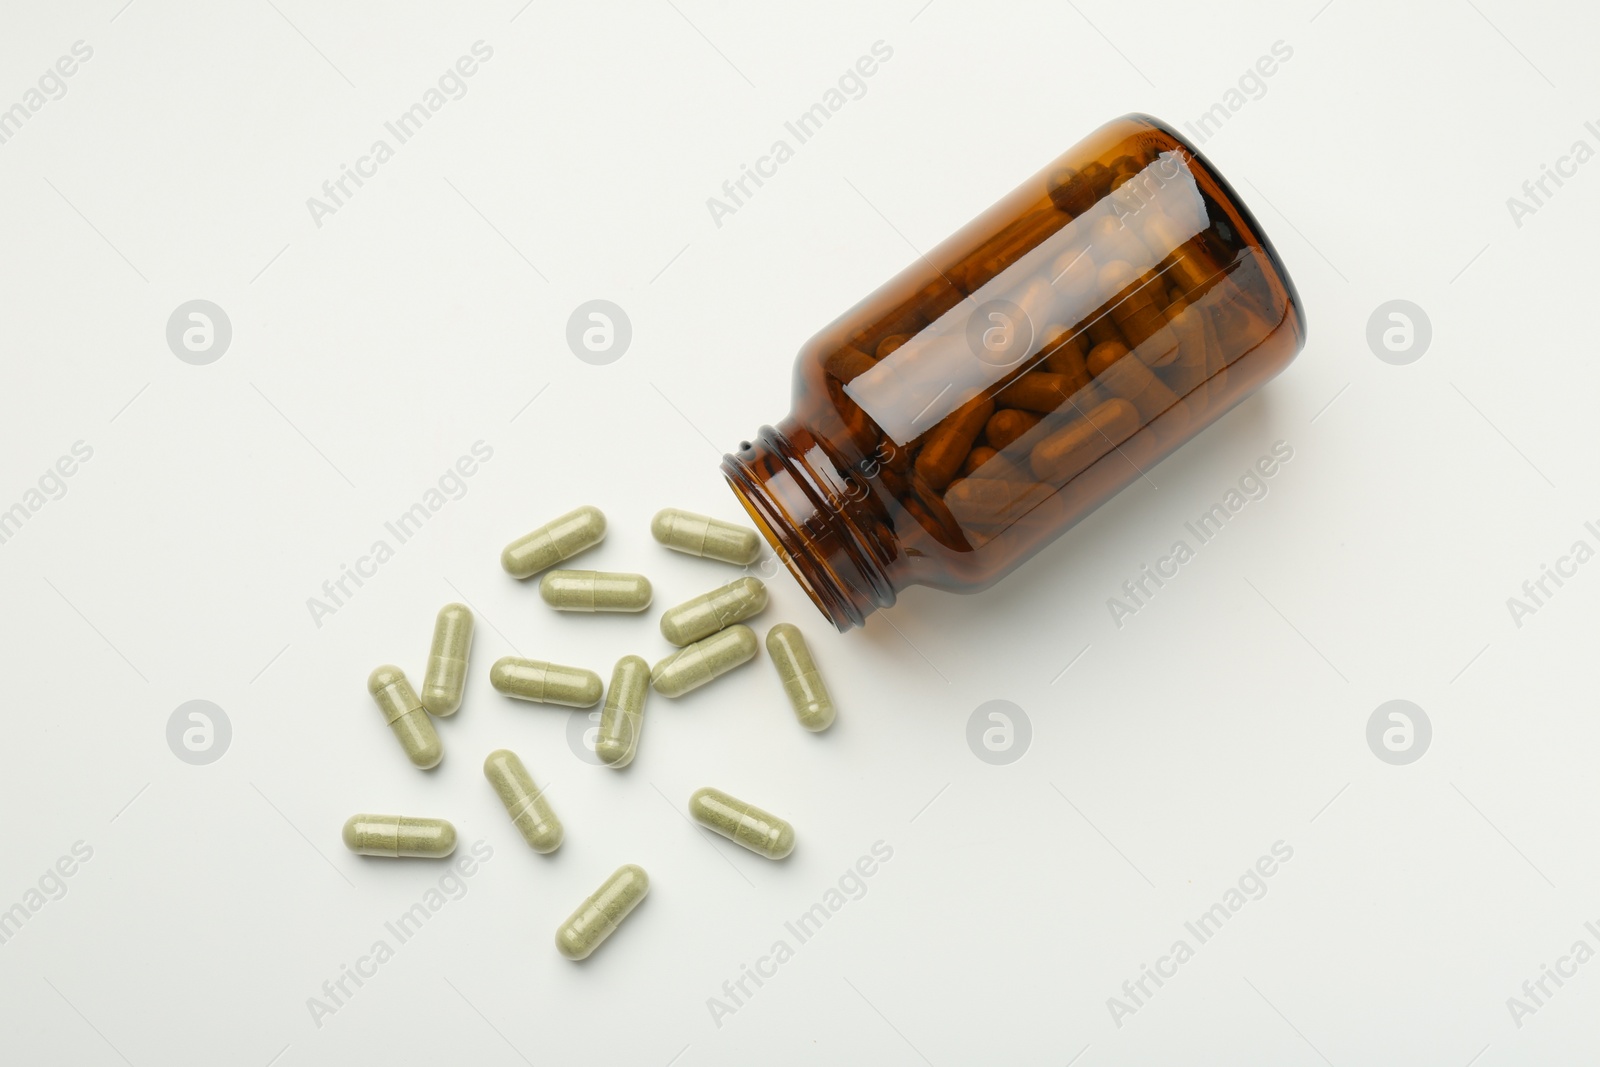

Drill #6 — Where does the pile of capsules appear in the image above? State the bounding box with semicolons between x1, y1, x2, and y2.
342;506;833;960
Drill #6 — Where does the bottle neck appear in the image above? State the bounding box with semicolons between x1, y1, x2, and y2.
721;420;897;632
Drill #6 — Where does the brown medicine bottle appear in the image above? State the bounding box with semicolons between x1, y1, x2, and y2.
723;113;1306;631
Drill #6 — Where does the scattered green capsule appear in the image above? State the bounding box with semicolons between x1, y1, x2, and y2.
501;505;606;579
490;656;603;708
651;624;758;697
555;864;650;960
342;814;457;858
765;623;835;731
421;603;474;716
596;655;650;768
539;569;653;613
368;665;443;769
659;577;768;646
689;787;795;859
651;508;763;566
483;749;563;853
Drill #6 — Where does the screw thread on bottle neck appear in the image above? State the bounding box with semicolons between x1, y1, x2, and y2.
722;422;894;632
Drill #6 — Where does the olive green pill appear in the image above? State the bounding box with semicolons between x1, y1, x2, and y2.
367;665;443;769
342;814;457;858
659;577;768;646
501;505;606;579
483;749;563;853
651;624;758;697
555;864;649;960
651;508;763;565
421;602;474;716
490;656;603;708
765;623;835;732
689;787;795;859
596;655;650;768
539;569;653;613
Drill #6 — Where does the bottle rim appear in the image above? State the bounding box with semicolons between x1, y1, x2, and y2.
722;425;892;632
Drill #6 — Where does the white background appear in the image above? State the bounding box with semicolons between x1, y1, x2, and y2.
1;1;1596;1063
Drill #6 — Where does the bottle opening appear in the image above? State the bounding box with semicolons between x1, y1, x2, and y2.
722;424;893;632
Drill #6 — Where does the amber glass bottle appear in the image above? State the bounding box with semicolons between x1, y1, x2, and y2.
723;114;1305;631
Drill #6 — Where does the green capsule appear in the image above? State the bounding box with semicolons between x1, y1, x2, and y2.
689;787;795;859
555;864;649;960
539;569;653;613
765;623;835;732
421;603;474;716
342;814;457;858
596;655;650;768
483;749;563;853
651;624;758;697
651;508;763;565
368;665;443;769
501;505;606;579
490;656;603;708
659;577;768;646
